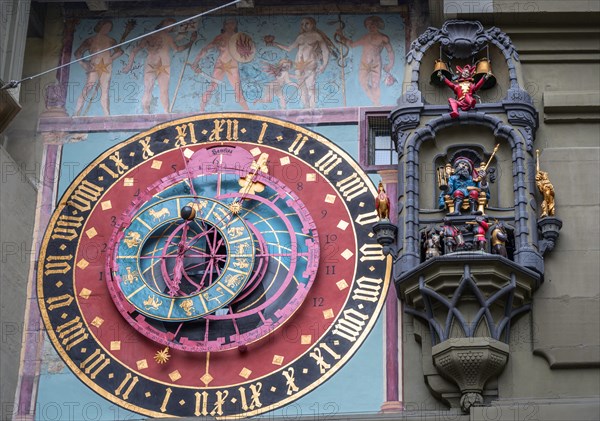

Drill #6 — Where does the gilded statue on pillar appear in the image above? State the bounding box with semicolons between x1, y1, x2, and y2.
535;150;556;218
375;181;391;220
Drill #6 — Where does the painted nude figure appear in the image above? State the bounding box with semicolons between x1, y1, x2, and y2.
191;18;249;111
254;59;294;109
122;19;198;114
74;20;123;116
336;16;395;106
270;17;332;109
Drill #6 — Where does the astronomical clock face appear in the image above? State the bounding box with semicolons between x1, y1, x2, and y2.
38;113;390;418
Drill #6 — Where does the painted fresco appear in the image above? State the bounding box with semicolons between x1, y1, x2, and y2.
67;14;405;116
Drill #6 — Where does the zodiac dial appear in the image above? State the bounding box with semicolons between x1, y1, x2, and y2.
38;114;390;418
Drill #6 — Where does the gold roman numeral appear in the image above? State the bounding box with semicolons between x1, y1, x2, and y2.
359;243;385;262
288;133;308;155
51;215;83;241
209;119;238;141
336;173;368;202
99;151;129;179
282;367;299;396
140;136;155;160
175;123;198;147
315;150;342;175
210;390;229;417
67;180;103;212
310;343;341;374
115;373;139;400
160;388;172;413
56;316;88;350
46;294;74;311
44;255;73;276
354;210;380;226
80;349;110;379
256;122;268;144
332;308;369;343
352;276;384;302
238;382;262;411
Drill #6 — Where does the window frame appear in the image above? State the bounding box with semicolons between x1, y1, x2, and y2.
359;106;396;173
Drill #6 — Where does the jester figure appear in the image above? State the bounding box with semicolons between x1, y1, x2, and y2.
438;65;491;118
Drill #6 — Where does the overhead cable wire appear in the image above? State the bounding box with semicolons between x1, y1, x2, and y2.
1;0;242;90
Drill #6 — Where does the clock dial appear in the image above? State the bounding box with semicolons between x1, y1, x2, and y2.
38;114;390;418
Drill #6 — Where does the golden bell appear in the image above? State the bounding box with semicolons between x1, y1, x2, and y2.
473;58;496;89
430;59;453;86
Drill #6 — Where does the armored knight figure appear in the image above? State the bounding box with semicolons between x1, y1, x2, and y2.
491;221;508;257
439;156;489;216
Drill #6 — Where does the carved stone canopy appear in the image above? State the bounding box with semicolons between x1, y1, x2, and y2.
440;20;487;59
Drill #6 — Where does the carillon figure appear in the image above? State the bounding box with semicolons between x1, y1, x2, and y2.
438;64;491;118
467;216;489;251
423;228;442;259
440;217;462;253
491;221;508;257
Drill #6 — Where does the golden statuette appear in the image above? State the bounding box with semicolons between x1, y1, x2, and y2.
535;149;555;217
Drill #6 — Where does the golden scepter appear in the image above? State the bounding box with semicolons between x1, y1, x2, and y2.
536;149;541;172
483;143;500;171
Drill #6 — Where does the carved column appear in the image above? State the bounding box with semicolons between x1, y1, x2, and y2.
378;170;403;412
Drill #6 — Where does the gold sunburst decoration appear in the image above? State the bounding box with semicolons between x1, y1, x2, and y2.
229;201;242;215
154;347;171;364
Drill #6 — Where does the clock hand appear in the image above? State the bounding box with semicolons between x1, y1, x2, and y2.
162;207;197;296
229;152;269;215
162;219;189;296
169;244;185;296
179;147;198;196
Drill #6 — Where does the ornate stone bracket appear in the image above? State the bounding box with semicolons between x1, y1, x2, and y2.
537;216;563;255
397;255;541;412
373;220;398;257
433;338;509;412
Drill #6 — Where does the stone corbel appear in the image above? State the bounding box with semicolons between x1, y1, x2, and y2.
432;338;509;412
390;105;422;158
537;216;563;255
397;255;541;413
